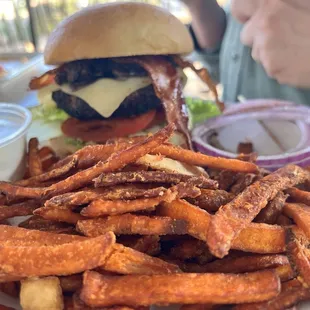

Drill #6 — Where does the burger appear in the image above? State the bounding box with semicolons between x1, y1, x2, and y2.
30;2;220;152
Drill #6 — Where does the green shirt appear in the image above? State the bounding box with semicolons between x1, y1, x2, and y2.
198;11;310;105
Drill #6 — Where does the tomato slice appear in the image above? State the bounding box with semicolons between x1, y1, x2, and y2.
61;110;157;143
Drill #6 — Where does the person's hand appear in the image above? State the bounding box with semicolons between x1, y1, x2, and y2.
233;0;310;88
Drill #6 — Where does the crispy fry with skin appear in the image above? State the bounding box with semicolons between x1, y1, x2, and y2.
255;192;288;224
81;270;280;307
125;235;160;256
187;189;234;212
150;144;259;173
77;214;187;236
16;156;77;187
287;187;310;206
0;124;174;198
230;173;256;195
59;274;82;293
45;186;167;208
189;254;289;274
234;279;310;310
94;171;217;189
28;138;43;177
159;199;286;254
0;232;115;277
276;214;293;226
103;244;181;275
38;146;55;160
81;182;200;217
286;227;310;287
42;156;59;171
207;165;309;258
34;206;84;224
0;199;40;221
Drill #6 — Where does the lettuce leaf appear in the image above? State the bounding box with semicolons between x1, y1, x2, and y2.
31;102;69;123
186;97;221;126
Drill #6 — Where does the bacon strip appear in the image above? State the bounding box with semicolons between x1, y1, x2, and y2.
173;56;224;112
118;56;192;149
29;68;58;90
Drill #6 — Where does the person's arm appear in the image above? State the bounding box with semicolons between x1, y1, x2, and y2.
181;0;227;50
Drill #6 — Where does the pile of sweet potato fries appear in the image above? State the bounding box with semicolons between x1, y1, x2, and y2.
0;124;310;309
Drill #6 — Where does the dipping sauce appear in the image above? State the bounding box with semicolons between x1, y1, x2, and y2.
0;103;32;181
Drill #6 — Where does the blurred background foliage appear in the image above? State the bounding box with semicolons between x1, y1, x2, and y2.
0;0;228;54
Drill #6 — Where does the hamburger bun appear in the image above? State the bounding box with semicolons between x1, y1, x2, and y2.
44;2;194;65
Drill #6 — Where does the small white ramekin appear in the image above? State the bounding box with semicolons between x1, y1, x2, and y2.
0;103;32;181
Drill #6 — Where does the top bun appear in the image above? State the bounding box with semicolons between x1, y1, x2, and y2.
44;2;194;65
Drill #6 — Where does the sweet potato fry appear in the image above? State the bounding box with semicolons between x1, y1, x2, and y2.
230;173;256;195
81;182;200;217
0;225;84;246
42;156;59;171
159;199;286;254
16;156;77;187
18;216;76;233
0;232;115;277
72;292;146;310
38;146;55;160
125;235;160;256
103;244;181;275
286;227;310;287
234;279;310;310
34;206;84;224
59;274;83;293
255;192;288;224
77;214;187;236
150;144;259;173
45;186;167;208
190;254;289;274
187;189;234;212
80;270;280;307
276;214;293;226
284;203;310;239
28;138;43;177
207;164;309;258
287;187;310;206
170;239;212;263
21;276;63;310
0;124;174;198
94;171;217;189
0;199;40;221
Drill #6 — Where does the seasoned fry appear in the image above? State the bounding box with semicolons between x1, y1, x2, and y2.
45;186;167;207
94;170;217;189
286;227;310;287
38;146;55;160
18;216;76;233
59;274;82;293
77;214;187;236
284;203;310;239
150;144;259;173
170;239;212;263
187;189;234;212
159;199;286;254
0;225;84;246
81;182;200;217
42;156;59;171
80;270;280;307
207;165;309;258
0;124;174;198
16;156;77;187
125;235;161;256
34;206;84;224
0;199;40;221
276;214;293;226
20;277;63;310
103;244;181;275
0;232;115;277
287;187;310;205
230;173;256;195
234;279;310;310
237;142;254;155
255;192;288;224
190;254;289;274
28;137;43;177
